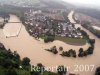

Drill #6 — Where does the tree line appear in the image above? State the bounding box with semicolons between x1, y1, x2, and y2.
0;43;68;75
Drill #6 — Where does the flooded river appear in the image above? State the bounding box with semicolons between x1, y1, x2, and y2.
0;11;100;75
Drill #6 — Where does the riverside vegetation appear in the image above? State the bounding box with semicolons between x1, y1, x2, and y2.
45;29;95;58
82;21;100;38
0;43;68;75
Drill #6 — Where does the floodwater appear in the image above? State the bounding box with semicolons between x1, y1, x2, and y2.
92;26;100;30
3;15;22;37
0;11;100;75
0;17;4;22
0;17;4;25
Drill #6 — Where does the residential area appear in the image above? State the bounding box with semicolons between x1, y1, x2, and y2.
23;9;83;39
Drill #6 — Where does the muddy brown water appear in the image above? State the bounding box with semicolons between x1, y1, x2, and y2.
0;11;100;75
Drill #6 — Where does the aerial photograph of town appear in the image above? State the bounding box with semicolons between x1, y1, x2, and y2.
0;0;100;75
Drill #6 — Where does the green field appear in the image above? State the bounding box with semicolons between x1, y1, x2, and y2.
40;35;86;46
55;36;86;46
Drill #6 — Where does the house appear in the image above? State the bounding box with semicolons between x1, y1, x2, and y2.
24;9;83;39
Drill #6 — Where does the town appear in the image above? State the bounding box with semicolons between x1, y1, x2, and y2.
22;9;83;41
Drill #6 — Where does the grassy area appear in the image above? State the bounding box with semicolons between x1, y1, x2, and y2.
40;35;86;45
0;66;5;75
16;69;30;75
42;71;58;75
55;36;86;46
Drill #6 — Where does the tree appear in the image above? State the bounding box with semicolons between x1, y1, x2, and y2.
51;46;58;54
13;51;20;62
3;58;13;68
44;35;55;43
61;51;70;57
68;49;73;57
45;46;58;54
77;27;81;31
37;63;45;73
83;51;88;56
60;51;67;56
30;71;40;75
81;30;89;39
87;46;94;55
89;39;95;45
95;67;100;75
59;47;63;51
72;50;77;58
0;43;5;50
31;63;45;75
68;49;76;57
61;49;76;58
22;57;30;66
78;48;84;57
57;65;67;75
42;71;58;75
79;48;84;53
5;69;17;75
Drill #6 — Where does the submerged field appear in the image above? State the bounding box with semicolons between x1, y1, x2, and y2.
3;15;22;37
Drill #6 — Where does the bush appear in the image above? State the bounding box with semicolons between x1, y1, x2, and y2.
59;47;63;51
78;46;94;57
89;39;95;45
57;65;67;75
42;71;58;75
78;48;84;57
95;67;100;75
22;57;30;66
61;51;70;57
45;46;58;54
36;63;45;73
87;46;94;55
5;69;17;75
0;43;5;50
61;49;76;58
83;51;88;56
81;30;89;39
44;36;55;43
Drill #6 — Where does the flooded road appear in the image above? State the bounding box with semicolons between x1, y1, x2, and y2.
0;12;100;75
